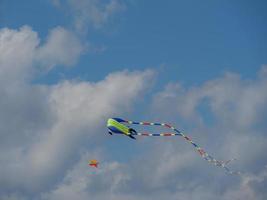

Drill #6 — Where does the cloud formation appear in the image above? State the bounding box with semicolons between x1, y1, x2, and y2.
40;66;267;200
1;24;266;200
37;27;84;69
0;26;83;84
0;26;154;199
51;0;126;33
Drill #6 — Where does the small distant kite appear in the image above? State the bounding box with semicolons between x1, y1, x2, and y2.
107;118;241;175
89;160;99;168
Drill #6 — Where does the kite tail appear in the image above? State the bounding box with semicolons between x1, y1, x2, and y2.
125;120;241;175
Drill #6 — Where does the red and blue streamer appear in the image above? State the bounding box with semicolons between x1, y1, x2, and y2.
124;119;241;175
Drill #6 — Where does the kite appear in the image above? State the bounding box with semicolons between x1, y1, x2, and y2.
107;118;241;175
89;159;99;168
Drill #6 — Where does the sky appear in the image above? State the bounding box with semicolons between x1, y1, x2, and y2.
0;0;267;199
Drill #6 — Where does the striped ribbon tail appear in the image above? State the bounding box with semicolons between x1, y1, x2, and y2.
126;120;241;175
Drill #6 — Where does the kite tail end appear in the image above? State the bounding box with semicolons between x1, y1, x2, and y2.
223;158;237;166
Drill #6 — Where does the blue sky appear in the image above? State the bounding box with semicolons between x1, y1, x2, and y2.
2;0;267;84
0;1;267;199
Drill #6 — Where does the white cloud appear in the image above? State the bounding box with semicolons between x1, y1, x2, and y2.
1;24;267;200
41;152;129;200
0;26;83;85
52;0;126;32
0;68;154;195
148;66;267;199
42;148;267;200
0;25;154;198
153;67;267;130
0;27;84;186
37;26;84;70
27;70;153;188
38;66;267;200
0;26;39;83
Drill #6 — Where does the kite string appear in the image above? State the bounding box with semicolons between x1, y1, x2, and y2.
125;120;240;175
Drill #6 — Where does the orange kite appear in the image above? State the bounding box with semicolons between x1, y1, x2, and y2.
88;160;99;168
